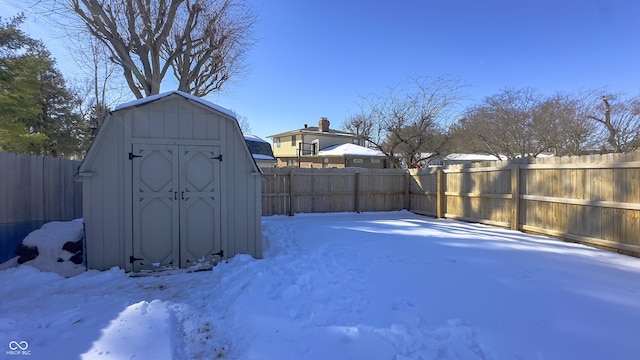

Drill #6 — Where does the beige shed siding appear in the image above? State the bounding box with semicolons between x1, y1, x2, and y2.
127;97;224;141
80;92;261;271
83;177;103;269
83;115;128;270
101;127;126;270
222;122;262;258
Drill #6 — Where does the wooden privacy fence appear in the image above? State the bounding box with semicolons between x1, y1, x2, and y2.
428;153;640;256
0;153;82;262
261;168;409;215
262;153;640;257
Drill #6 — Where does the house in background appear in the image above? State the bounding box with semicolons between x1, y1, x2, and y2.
315;143;388;168
244;134;277;168
268;117;390;168
425;153;506;167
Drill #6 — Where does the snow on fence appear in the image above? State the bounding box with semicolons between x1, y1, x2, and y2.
0;153;82;262
262;153;640;257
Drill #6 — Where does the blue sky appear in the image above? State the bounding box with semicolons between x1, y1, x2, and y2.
2;0;640;142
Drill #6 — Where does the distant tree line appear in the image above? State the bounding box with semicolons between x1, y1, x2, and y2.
344;77;640;168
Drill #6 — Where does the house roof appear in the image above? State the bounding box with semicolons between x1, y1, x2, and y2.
114;90;236;118
318;143;385;157
442;153;506;161
419;153;506;162
268;127;355;138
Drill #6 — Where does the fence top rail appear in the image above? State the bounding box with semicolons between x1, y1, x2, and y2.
444;165;513;173
261;168;409;175
0;152;81;163
261;153;640;176
518;161;640;170
409;168;439;175
442;152;640;172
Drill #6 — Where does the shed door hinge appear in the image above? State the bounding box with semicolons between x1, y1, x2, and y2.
129;152;142;160
212;154;223;161
129;255;144;263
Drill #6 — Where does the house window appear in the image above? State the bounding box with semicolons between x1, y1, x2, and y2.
276;138;281;148
322;157;329;169
287;159;298;167
353;138;360;145
291;135;296;146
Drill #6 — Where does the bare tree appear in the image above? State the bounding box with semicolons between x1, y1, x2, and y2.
69;34;127;128
453;88;600;159
532;92;599;156
43;0;256;99
167;0;255;96
452;88;541;159
587;94;640;153
342;112;374;145
344;76;466;168
452;88;604;158
231;111;251;133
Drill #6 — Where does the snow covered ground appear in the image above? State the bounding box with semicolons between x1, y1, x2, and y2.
2;211;640;360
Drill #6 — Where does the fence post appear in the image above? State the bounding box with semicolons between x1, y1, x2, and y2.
511;164;520;230
437;168;445;218
355;171;360;213
404;171;410;210
288;170;294;216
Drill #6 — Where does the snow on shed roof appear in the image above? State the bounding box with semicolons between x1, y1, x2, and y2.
114;90;236;118
318;143;385;157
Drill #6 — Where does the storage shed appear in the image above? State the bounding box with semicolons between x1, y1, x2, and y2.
76;91;262;272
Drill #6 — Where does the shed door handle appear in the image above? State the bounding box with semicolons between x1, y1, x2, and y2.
182;191;185;200
174;192;177;200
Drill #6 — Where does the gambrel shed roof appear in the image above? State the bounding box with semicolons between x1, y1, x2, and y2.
78;90;259;177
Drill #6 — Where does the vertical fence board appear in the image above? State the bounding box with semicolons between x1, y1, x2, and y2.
601;167;615;242
589;168;603;239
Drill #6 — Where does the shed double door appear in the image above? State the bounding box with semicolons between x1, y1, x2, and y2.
131;143;221;271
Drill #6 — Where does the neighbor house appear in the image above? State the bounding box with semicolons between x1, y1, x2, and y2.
268;117;389;168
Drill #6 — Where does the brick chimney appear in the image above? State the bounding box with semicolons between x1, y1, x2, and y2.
318;117;330;132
